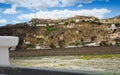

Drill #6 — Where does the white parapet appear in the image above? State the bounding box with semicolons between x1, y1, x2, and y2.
0;36;19;65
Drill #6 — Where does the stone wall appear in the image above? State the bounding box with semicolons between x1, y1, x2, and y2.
10;46;120;57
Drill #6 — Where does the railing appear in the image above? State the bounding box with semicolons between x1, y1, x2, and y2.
0;65;120;75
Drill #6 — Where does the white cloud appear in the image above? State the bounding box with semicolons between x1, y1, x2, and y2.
0;19;7;23
0;0;100;10
78;4;83;7
60;0;76;7
3;5;18;14
60;0;93;7
0;0;60;10
17;8;111;20
12;20;20;23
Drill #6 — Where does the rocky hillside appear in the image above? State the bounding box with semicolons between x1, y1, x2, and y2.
0;15;120;50
101;15;120;24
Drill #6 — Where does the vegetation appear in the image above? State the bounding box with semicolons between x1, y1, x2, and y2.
49;43;56;48
64;21;68;26
0;15;120;49
45;26;58;35
26;44;36;48
78;54;120;60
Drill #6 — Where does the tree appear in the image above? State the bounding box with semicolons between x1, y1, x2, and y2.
49;43;56;48
64;22;68;26
91;36;97;42
70;20;75;23
80;38;85;46
114;38;120;45
75;41;80;47
100;41;108;46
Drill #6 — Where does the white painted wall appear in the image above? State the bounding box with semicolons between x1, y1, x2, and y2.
0;36;19;65
0;47;9;65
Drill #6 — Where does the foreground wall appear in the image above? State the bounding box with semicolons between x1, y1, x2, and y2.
10;46;120;57
1;65;119;75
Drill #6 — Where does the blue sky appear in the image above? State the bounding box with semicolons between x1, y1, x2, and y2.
0;0;120;26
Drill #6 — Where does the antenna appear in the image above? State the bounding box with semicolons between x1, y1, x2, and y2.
30;3;36;18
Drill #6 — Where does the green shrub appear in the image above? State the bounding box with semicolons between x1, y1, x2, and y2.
45;26;58;35
49;43;56;48
26;44;36;48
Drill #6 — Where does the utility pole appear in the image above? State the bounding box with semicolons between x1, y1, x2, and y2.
31;3;36;18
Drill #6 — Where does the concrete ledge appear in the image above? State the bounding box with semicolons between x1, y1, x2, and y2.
0;65;119;75
0;36;19;65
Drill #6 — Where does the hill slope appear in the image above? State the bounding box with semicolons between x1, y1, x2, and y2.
0;15;120;50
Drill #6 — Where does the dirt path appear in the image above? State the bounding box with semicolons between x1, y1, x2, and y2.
10;55;120;73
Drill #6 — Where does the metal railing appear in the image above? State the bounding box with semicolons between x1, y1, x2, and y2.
0;65;120;75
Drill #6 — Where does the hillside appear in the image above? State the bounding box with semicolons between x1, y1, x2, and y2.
0;15;120;50
101;15;120;24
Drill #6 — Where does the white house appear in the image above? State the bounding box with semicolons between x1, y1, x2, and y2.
49;23;55;26
64;24;75;29
109;24;117;30
59;22;64;25
36;24;47;27
76;19;80;23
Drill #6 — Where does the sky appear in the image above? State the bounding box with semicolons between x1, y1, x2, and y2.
0;0;120;26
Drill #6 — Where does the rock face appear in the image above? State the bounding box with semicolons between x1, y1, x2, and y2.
0;15;120;49
101;16;120;23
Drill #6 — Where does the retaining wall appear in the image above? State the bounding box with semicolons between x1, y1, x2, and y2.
10;46;120;57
